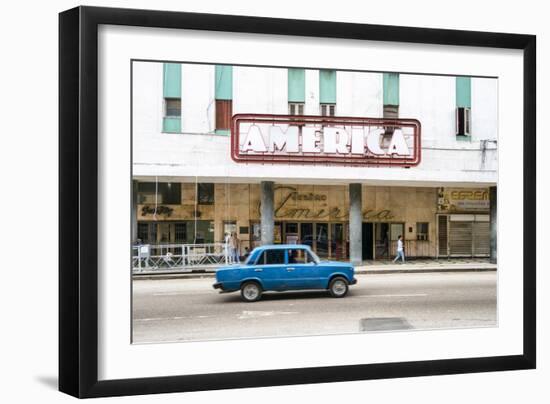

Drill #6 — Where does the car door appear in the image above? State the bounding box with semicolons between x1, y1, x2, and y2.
286;248;321;289
253;249;288;291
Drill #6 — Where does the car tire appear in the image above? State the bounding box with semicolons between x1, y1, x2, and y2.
329;277;349;298
240;281;262;302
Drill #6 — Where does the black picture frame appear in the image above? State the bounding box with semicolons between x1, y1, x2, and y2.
59;6;536;398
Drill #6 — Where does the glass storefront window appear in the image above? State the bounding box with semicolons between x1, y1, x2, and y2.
330;223;346;260
197;183;214;204
135;221;214;244
315;223;329;258
375;223;390;259
300;223;314;248
137;182;181;204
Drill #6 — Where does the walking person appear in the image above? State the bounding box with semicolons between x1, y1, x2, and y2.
393;235;405;263
229;232;241;264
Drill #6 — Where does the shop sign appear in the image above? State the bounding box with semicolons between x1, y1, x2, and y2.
274;186;395;220
140;205;174;217
437;187;490;212
231;114;421;166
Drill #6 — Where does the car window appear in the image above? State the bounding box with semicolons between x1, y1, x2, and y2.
307;250;320;264
256;249;286;265
287;249;307;264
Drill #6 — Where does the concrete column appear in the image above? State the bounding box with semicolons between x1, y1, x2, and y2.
490;186;497;263
132;180;138;243
260;181;274;245
349;183;363;265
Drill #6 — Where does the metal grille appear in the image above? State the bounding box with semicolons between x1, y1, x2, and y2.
438;215;448;256
416;222;429;241
174;223;187;243
449;221;473;256
472;221;490;256
132;243;231;272
137;223;150;243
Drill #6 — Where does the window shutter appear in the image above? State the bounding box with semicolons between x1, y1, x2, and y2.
383;73;399;106
215;65;233;100
319;70;336;104
456;76;471;108
163;63;181;98
288;68;305;103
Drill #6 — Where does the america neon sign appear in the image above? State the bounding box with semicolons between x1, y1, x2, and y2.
230;114;421;166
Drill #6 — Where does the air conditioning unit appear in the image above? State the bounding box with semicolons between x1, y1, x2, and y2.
456;107;471;136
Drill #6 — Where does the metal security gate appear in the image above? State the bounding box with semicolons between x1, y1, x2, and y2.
449;221;473;256
472;221;490;256
438;215;448;256
438;214;490;257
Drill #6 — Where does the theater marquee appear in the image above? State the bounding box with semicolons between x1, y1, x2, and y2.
230;114;421;166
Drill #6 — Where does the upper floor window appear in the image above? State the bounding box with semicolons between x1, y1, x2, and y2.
383;72;399;120
215;65;233;133
162;63;182;133
215;100;232;131
456;77;472;137
382;73;400;139
320;103;336;116
319;70;336;115
289;102;304;115
165;98;181;117
288;68;305;116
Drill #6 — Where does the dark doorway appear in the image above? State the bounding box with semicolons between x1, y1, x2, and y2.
375;222;391;259
362;222;374;260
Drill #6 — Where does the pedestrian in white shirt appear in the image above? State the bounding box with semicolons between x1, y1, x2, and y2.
393;235;405;263
229;232;241;264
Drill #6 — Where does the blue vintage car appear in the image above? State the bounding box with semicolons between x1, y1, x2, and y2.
213;244;357;302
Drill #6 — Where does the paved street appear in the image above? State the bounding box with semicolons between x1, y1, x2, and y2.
132;272;497;343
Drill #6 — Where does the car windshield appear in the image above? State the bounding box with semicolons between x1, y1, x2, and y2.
244;253;256;265
308;250;321;264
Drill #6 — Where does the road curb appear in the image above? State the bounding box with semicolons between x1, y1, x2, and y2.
132;267;496;280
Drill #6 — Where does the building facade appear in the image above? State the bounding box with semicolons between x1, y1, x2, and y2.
132;61;498;263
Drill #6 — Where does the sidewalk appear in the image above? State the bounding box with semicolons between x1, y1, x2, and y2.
355;257;496;274
133;258;496;279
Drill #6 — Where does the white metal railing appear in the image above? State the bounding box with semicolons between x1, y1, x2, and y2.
132;243;236;272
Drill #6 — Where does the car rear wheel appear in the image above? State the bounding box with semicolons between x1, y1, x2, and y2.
329;277;349;298
240;281;262;302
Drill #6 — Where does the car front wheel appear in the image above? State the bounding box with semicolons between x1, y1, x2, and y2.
240;281;262;302
329;277;349;298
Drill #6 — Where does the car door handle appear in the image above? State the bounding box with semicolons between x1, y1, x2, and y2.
254;268;263;272
287;267;295;271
